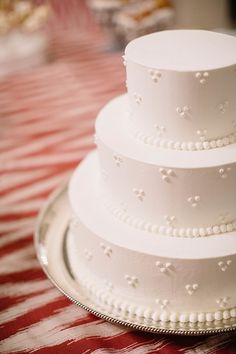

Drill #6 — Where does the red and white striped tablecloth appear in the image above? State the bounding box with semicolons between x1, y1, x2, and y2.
1;3;236;353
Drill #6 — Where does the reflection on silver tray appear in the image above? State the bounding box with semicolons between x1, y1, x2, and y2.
34;183;236;336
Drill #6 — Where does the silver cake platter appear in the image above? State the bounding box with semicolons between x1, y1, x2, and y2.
35;182;236;336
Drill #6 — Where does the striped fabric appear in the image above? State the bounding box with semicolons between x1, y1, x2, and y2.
1;1;236;353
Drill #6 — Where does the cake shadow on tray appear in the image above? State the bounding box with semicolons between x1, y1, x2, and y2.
36;29;236;335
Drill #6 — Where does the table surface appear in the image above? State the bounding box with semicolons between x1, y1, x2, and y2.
1;7;236;354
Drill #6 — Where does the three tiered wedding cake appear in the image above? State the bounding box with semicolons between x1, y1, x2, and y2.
67;30;236;324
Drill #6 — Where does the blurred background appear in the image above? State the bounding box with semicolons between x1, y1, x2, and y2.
1;0;236;234
0;0;236;77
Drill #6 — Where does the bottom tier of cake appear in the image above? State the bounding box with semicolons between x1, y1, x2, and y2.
67;151;236;324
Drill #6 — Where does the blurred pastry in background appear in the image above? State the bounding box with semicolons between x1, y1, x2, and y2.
87;0;174;48
0;0;50;34
114;0;174;44
87;0;141;28
0;0;50;78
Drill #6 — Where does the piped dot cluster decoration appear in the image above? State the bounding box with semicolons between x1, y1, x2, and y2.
176;106;191;118
218;260;232;272
185;284;199;296
100;243;112;257
84;248;93;261
122;55;127;67
218;101;229;114
104;280;113;292
164;215;176;227
195;71;209;84
120;202;127;213
133;188;145;201
155;298;169;309
219;166;231;179
216;297;230;308
196;129;207;142
131;125;236;151
219;213;231;224
126;92;236;150
79;275;236;324
155;125;166;137
159;168;176;183
125;274;139;288
149;69;162;83
187;195;201;208
104;200;236;238
155;261;173;274
113;154;123;167
94;134;98;145
133;93;142;105
125;64;236;151
101;169;108;182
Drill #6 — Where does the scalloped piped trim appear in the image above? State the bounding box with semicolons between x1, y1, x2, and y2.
129;124;236;151
104;200;236;237
80;274;236;324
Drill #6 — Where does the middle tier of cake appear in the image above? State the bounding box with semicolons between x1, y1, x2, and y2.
95;94;236;238
68;151;236;323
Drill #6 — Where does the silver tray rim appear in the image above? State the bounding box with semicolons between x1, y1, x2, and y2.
34;182;236;336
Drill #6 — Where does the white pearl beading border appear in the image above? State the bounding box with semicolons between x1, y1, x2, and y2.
104;200;236;238
80;273;236;324
130;124;236;151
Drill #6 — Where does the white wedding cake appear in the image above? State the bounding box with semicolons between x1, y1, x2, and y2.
67;30;236;325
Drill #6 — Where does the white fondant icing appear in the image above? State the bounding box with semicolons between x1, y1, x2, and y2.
94;134;98;145
104;280;113;292
67;152;236;323
69;239;236;324
124;31;236;149
67;213;236;323
95;96;236;234
104;196;236;238
68;30;236;323
130;123;236;151
84;248;93;261
101;169;108;181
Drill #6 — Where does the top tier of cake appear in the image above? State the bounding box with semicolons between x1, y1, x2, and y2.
124;30;236;151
